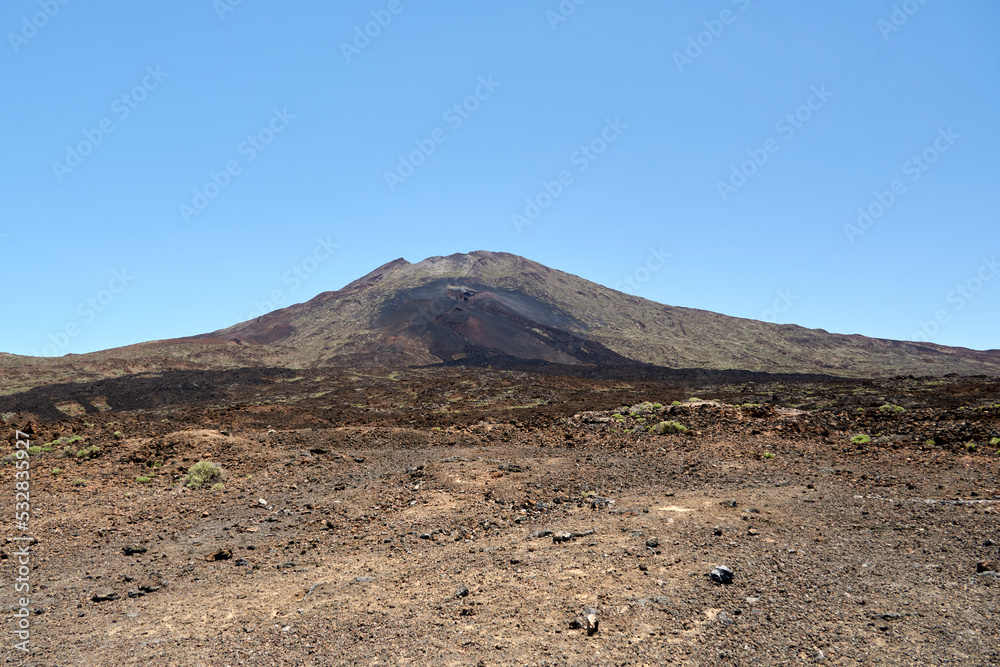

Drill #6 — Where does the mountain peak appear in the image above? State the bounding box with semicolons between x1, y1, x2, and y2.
187;251;1000;377
341;257;411;291
36;251;1000;378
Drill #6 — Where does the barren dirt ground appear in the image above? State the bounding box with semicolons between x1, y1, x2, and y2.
2;370;999;666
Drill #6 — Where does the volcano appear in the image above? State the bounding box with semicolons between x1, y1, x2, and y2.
171;250;997;378
4;251;999;381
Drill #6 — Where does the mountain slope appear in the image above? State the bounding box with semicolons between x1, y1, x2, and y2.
182;251;999;377
3;251;997;383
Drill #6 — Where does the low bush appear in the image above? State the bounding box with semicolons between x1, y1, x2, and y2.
76;445;101;460
183;461;222;489
653;420;688;435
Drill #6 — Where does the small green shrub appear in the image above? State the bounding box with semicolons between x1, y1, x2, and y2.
966;442;976;452
878;404;906;414
210;483;225;491
76;445;101;460
851;434;871;445
72;479;86;487
44;435;81;448
61;446;75;458
52;468;63;475
671;401;683;406
183;461;222;488
686;397;701;403
27;446;42;456
763;452;775;459
924;439;936;446
135;475;152;483
612;413;625;422
990;437;1000;447
112;431;124;440
653;420;689;435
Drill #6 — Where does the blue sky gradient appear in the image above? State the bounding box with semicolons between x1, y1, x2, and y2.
2;0;997;357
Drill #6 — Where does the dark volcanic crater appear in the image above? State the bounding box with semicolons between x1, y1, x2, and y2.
374;279;630;365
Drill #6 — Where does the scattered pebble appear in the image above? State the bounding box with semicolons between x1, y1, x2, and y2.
570;606;599;635
710;565;734;585
91;590;119;603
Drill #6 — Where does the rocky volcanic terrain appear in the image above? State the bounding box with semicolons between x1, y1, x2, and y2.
3;369;999;666
3;252;1000;665
4;252;999;389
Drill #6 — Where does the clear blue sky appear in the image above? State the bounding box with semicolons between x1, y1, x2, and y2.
2;1;997;357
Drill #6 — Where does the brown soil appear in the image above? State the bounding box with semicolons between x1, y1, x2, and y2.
2;369;999;666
